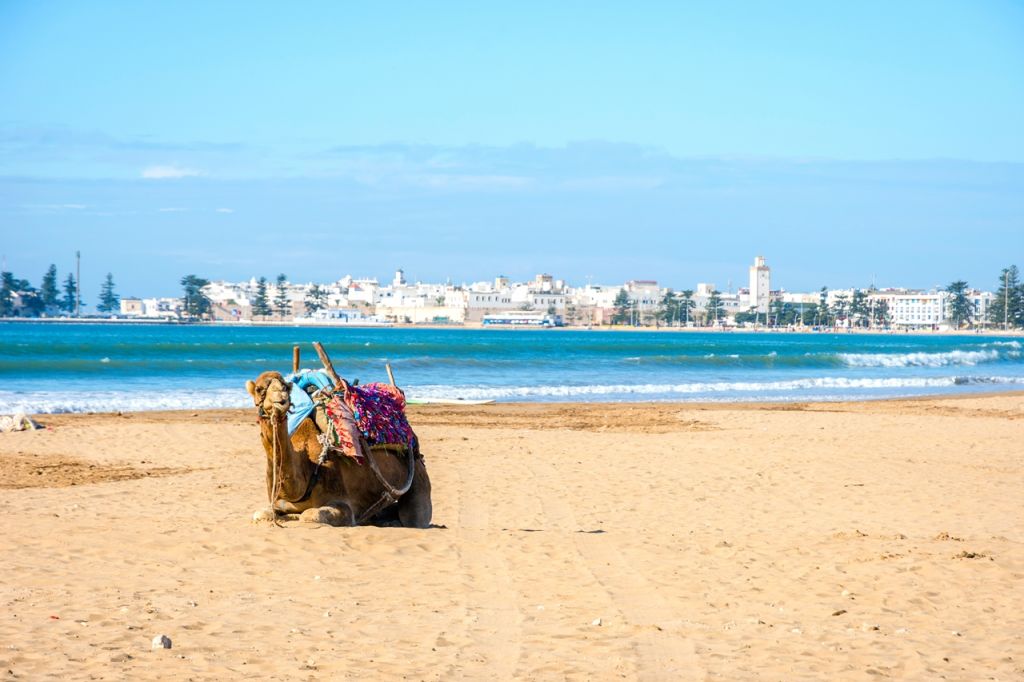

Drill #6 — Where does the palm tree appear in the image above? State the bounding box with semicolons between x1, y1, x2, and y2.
705;290;725;326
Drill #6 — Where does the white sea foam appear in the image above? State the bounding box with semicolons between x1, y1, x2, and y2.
407;376;1024;401
4;375;1023;414
0;388;252;415
838;349;1011;368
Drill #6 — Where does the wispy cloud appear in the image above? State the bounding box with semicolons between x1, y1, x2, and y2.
157;207;187;212
215;207;234;213
142;165;204;180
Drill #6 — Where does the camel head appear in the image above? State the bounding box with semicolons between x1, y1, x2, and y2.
246;371;292;420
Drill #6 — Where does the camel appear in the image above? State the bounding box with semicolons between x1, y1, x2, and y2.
246;371;432;527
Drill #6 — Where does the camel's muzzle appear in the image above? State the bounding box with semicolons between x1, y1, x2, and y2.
259;397;291;420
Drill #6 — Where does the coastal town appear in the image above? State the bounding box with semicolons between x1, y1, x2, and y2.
3;256;1021;331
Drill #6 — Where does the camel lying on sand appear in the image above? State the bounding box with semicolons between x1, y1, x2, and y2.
246;371;432;527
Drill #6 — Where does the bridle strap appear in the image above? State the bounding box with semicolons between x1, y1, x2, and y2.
357;439;417;524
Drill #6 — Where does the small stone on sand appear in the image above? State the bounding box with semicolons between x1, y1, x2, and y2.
151;634;172;650
252;507;276;523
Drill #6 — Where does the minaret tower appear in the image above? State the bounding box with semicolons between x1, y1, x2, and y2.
748;255;770;314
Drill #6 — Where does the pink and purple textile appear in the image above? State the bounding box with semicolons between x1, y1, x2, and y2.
319;383;417;463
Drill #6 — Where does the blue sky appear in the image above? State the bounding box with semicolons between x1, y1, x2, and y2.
1;1;1022;303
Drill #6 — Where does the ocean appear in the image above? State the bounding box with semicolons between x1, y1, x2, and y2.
1;322;1022;413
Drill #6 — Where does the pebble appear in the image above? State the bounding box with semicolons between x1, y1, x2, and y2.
952;630;962;637
151;635;172;650
591;618;602;626
841;589;851;597
252;507;276;523
790;628;802;634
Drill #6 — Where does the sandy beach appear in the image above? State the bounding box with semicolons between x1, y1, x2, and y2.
1;395;1022;680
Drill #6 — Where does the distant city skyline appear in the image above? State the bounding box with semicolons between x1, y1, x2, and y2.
1;250;1014;313
2;2;1022;302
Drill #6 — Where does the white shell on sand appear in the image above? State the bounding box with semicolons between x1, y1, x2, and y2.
151;635;172;650
591;618;602;626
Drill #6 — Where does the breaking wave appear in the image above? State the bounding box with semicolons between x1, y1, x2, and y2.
838;349;1017;368
408;375;1024;402
0;388;251;415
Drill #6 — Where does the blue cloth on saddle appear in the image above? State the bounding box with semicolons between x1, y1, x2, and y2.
285;369;334;435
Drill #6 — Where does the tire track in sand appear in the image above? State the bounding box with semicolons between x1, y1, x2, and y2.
447;440;524;679
528;455;705;681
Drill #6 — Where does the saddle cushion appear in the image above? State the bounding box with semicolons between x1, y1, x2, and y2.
319;382;417;463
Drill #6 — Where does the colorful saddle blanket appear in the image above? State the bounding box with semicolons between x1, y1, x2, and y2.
284;369;416;464
319;382;417;463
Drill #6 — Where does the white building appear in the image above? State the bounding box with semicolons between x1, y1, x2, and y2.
748;256;770;314
119;297;182;318
865;289;992;329
346;279;379;305
868;290;945;328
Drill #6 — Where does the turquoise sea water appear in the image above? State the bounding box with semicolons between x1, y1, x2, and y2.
1;322;1022;413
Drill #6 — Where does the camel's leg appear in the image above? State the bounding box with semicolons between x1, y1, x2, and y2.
397;458;433;528
299;503;354;527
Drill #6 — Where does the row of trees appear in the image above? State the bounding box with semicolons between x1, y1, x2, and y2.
179;273;332;321
248;274;329;320
607;264;1024;330
0;265;119;317
612;288;711;326
739;287;895;329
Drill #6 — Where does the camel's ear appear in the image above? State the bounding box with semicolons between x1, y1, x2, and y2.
245;380;256;398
